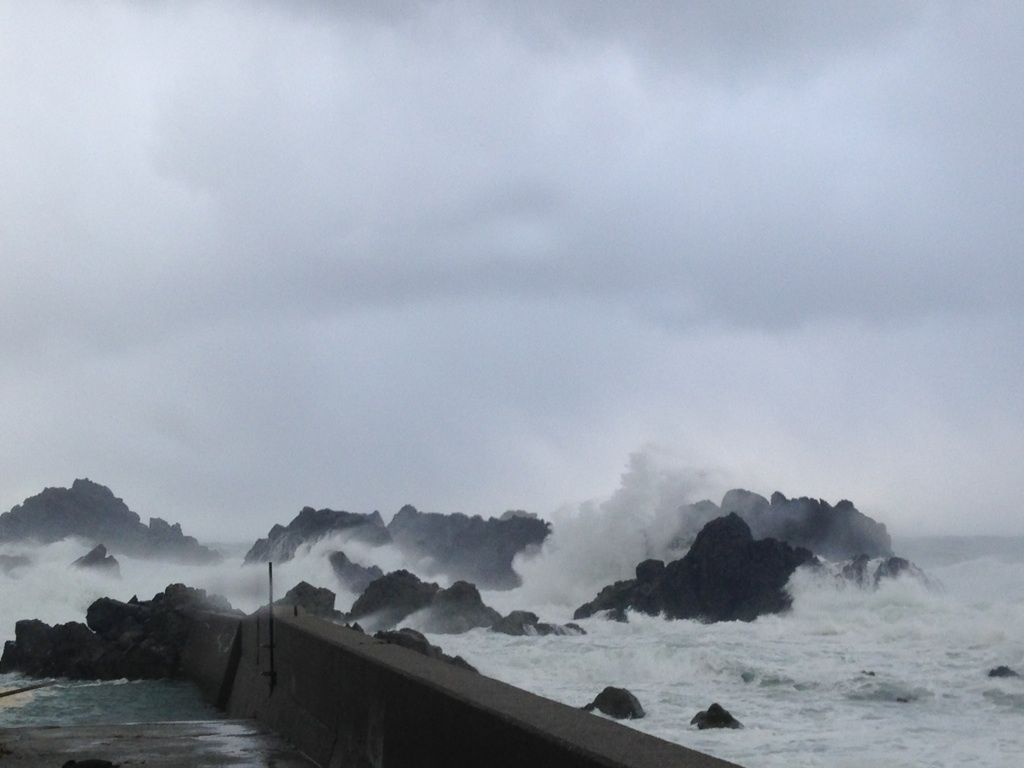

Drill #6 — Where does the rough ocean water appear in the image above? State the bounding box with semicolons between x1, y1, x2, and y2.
0;535;1021;767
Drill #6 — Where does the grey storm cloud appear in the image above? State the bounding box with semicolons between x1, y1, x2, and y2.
1;1;1021;538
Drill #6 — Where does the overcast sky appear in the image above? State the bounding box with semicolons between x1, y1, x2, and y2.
1;1;1021;540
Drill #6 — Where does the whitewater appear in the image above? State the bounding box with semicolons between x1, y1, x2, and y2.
1;535;1022;768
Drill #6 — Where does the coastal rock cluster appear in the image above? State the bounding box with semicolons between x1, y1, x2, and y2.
0;479;219;563
575;513;817;622
0;584;237;679
244;503;550;590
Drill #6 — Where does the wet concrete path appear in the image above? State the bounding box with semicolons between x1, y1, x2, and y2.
0;719;316;766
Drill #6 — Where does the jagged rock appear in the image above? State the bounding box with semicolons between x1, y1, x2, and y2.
386;505;549;590
719;489;892;560
0;554;30;575
841;554;872;586
71;544;120;576
418;581;501;634
373;628;476;672
582;687;645;719
1;584;237;680
0;480;219;563
276;581;341;618
490;610;586;636
347;570;440;629
574;514;816;623
989;665;1020;678
244;507;390;564
328;550;384;594
691;703;742;729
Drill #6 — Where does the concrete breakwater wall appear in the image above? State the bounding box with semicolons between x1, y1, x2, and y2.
181;608;740;768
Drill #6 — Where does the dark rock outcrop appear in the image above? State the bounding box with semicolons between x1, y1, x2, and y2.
719;489;891;560
347;570;440;629
328;550;384;594
0;554;30;575
490;610;585;636
276;581;342;619
386;505;550;590
839;554;928;589
244;507;390;564
0;480;219;563
0;584;236;680
582;687;645;719
418;581;502;634
691;702;742;729
71;544;120;576
989;665;1020;678
574;514;816;622
373;628;477;672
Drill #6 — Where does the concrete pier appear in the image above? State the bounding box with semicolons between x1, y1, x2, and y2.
0;719;315;766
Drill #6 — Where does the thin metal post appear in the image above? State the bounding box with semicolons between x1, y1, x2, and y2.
263;561;277;691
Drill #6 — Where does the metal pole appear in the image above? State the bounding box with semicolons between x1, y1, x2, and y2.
265;561;277;691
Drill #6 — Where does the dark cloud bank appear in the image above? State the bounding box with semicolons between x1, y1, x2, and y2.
1;1;1021;538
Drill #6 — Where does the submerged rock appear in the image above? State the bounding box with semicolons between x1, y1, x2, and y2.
0;479;219;563
328;550;384;594
244;507;390;564
691;702;742;729
837;554;929;590
71;544;120;576
574;514;816;623
490;610;585;636
988;665;1020;678
373;628;477;672
582;687;645;719
385;505;549;590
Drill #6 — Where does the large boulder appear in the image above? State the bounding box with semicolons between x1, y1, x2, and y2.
1;584;237;680
0;480;219;563
418;581;502;634
386;505;549;590
691;703;742;729
328;550;384;594
244;507;390;564
575;514;816;622
71;544;120;577
347;570;440;629
582;687;645;719
276;581;341;618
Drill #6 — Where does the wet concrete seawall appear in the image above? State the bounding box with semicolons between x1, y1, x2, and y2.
181;609;741;768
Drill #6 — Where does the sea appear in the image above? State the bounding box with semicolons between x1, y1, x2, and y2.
1;534;1022;768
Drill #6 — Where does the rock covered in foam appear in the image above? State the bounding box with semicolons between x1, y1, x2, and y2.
582;687;645;719
490;610;585;636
